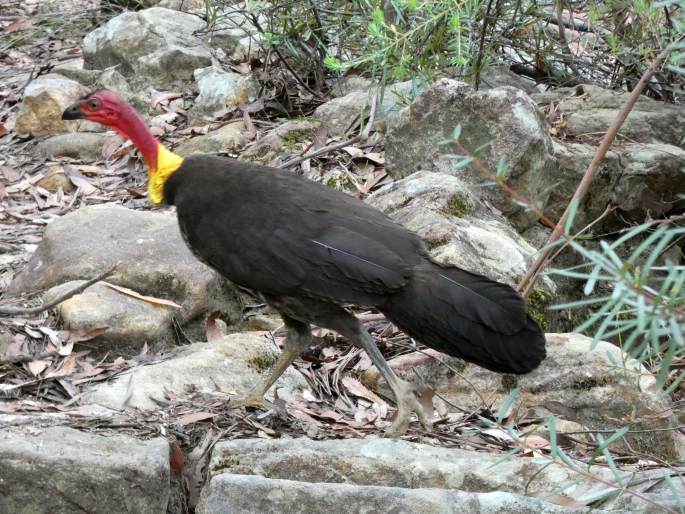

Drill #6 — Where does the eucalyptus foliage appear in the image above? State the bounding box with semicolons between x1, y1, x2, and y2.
549;219;685;390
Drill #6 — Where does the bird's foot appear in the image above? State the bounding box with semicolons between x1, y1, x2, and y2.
385;380;433;437
230;392;273;411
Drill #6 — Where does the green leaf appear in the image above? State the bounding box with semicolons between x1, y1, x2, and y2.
495;156;507;182
496;388;519;425
323;55;344;71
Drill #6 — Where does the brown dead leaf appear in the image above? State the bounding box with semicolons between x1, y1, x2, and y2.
205;311;223;342
61;326;108;343
546;495;588;508
177;411;216;426
4;334;26;359
341;376;386;405
358;170;388;195
100;135;126;160
150;91;182;109
27;359;52;377
63;165;98;195
0;181;5;200
0;165;19;182
4;18;36;33
45;354;78;378
543;400;579;421
362;152;385;165
522;434;551;451
72;165;104;176
342;146;365;158
242;109;257;141
103;282;182;309
230;62;251;74
170;443;185;474
0;123;7;137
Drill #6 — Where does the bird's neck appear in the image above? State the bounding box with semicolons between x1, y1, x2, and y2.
114;103;184;205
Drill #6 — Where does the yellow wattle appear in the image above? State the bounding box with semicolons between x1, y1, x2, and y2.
148;144;184;205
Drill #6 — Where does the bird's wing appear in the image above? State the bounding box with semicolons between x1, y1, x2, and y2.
265;224;412;303
170;156;420;305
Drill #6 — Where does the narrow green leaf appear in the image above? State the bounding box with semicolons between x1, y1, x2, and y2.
496;388;519;425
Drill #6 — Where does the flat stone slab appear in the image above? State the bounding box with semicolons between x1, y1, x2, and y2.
206;437;682;512
197;473;592;514
0;426;170;514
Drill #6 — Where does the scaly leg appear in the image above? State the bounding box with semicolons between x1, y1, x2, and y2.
231;316;311;410
330;313;432;436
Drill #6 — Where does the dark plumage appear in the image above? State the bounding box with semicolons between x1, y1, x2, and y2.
166;155;545;375
62;90;546;435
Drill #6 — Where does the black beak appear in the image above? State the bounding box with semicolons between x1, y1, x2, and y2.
62;103;84;120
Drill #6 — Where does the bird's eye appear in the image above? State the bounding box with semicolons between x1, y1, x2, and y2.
87;99;100;109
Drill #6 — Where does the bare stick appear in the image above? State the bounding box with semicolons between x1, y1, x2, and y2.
0;265;118;316
473;0;494;90
279;136;359;169
279;88;380;169
517;39;682;298
246;13;324;100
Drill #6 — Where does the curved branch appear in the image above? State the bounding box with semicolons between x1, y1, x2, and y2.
0;265;118;316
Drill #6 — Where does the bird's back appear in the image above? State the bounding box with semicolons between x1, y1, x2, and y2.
165;155;426;305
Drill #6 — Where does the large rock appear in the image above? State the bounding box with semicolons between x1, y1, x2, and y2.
82;7;211;89
36;132;114;161
363;333;684;462
366;171;554;292
0;426;170;514
550;141;685;228
198;473;587;514
175;122;247;156
473;65;541;92
532;84;685;148
81;333;309;409
43;280;175;349
206;12;264;60
314;79;425;135
15;74;89;136
8;204;240;324
240;120;322;166
190;66;259;122
204;437;681;512
385;79;557;230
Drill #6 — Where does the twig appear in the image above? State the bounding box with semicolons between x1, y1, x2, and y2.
279;137;359;169
517;39;683;298
279;88;380;169
0;265;117;316
554;0;581;78
473;0;495;90
246;13;324;100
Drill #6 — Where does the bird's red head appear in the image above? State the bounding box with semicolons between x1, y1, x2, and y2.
63;90;159;169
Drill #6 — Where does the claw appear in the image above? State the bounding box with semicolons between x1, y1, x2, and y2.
384;379;433;437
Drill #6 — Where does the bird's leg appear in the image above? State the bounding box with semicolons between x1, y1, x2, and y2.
338;320;432;436
231;316;311;410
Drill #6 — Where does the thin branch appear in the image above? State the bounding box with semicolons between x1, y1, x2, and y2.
474;0;495;91
517;38;683;298
279;88;379;169
0;265;118;316
246;13;324;100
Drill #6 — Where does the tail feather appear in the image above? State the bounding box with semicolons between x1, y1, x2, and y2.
381;260;546;374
